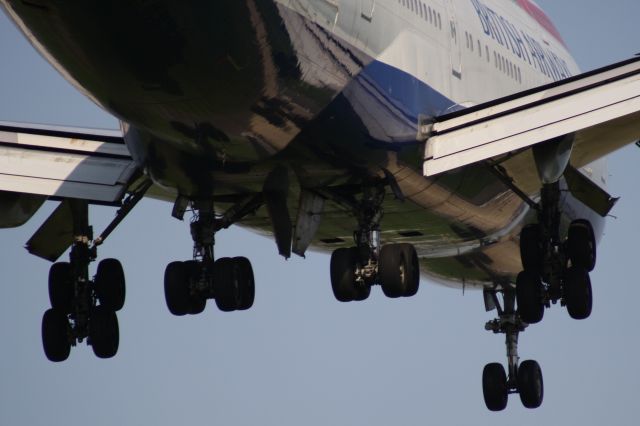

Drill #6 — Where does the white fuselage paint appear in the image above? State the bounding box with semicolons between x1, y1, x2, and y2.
281;0;608;186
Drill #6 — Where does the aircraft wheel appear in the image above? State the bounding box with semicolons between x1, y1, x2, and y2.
42;308;70;362
564;266;592;320
90;306;119;359
398;243;420;297
164;261;191;316
567;219;596;272
482;363;508;411
518;360;544;409
95;258;126;311
330;248;364;302
48;262;73;313
516;270;545;324
233;257;255;311
379;244;418;298
520;224;542;272
183;261;207;315
214;257;239;312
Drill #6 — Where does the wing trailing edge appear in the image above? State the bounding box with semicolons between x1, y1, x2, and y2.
0;121;137;204
423;57;640;177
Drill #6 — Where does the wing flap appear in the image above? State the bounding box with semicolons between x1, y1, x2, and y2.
0;122;136;204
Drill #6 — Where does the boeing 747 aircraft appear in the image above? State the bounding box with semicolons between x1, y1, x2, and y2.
1;0;639;411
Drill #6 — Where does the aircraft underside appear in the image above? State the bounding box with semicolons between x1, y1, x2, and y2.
2;0;632;412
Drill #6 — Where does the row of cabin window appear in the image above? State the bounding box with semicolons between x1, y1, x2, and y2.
464;30;523;84
398;0;443;30
494;51;522;83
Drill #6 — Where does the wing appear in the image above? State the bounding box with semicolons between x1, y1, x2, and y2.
0;121;137;205
423;57;640;209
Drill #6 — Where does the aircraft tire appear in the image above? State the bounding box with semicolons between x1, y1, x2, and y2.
399;243;420;297
90;306;119;359
42;308;70;362
379;244;408;298
164;261;191;316
214;257;239;312
482;362;508;411
95;258;126;311
518;360;544;409
233;257;255;310
330;248;358;302
520;225;542;273
48;262;73;313
564;266;592;320
567;219;596;272
182;261;207;315
516;270;545;324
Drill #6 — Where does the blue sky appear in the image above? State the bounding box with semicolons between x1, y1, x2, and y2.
1;1;639;425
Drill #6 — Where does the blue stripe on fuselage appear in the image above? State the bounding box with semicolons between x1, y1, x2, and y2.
350;60;458;142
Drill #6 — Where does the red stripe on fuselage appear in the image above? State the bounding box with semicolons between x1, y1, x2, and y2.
517;0;566;47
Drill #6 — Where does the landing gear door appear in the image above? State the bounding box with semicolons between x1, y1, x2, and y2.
445;0;462;80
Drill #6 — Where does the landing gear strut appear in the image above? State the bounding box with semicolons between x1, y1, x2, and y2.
516;181;596;323
329;183;419;302
164;198;257;316
483;287;543;411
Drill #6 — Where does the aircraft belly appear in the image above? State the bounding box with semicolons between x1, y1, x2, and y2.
1;0;371;161
2;0;608;289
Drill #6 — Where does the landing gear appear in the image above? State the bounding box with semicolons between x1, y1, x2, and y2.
328;185;419;302
41;201;127;362
164;199;257;316
483;287;543;411
515;182;596;322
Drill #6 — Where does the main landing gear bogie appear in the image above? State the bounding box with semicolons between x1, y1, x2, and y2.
328;184;420;303
163;199;257;316
43;256;125;362
164;256;255;315
517;218;595;323
330;243;419;302
515;181;597;323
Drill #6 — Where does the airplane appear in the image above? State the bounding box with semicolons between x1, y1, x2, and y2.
1;0;639;412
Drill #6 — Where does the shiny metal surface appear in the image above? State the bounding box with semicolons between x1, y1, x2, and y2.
0;0;605;288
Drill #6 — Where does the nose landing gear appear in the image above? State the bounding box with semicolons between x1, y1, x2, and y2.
482;287;543;411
